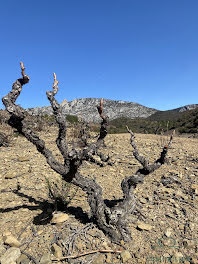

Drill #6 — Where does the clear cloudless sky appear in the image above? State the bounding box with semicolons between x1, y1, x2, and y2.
1;0;198;110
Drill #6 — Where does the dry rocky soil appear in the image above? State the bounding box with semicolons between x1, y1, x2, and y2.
0;125;198;264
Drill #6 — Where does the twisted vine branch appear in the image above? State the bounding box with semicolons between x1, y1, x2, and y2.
2;63;174;242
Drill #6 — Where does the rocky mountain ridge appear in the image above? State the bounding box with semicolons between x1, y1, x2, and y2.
27;98;158;122
174;104;198;112
7;98;198;123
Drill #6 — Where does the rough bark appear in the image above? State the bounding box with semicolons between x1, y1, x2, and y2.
2;63;174;242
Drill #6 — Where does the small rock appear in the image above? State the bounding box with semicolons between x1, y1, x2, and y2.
16;254;30;264
162;253;171;262
175;189;188;199
37;230;44;235
174;252;183;258
137;221;152;231
40;253;52;264
120;240;125;246
51;243;63;258
189;222;195;230
0;242;6;257
4;172;17;179
120;250;131;262
147;204;154;209
17;157;30;162
0;247;21;264
165;228;172;237
3;231;12;236
51;212;69;224
102;241;111;250
94;254;104;264
191;184;198;194
139;197;147;204
3;235;21;247
183;239;196;249
105;253;112;263
179;224;184;230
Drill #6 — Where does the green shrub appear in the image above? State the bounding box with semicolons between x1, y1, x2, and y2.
66;114;78;124
45;176;78;211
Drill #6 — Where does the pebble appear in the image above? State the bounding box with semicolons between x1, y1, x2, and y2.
16;254;30;264
4;172;17;179
0;247;21;264
51;212;69;224
94;254;104;264
139;197;147;204
102;241;111;250
17;157;30;162
0;242;6;257
105;253;112;263
40;253;52;264
165;227;172;237
183;239;196;249
191;184;198;194
174;252;183;258
120;250;132;262
137;221;152;231
51;243;63;258
175;189;188;199
3;235;21;247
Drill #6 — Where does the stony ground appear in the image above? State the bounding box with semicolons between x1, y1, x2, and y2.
0;125;198;264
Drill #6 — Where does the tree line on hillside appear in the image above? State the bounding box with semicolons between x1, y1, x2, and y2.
108;107;198;134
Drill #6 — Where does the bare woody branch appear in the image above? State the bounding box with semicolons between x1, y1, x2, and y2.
97;98;108;142
2;62;68;176
126;126;149;170
46;73;68;160
20;62;29;79
110;127;174;241
126;126;174;173
70;98;109;166
2;63;174;243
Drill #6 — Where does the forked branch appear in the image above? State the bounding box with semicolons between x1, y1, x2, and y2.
2;63;174;243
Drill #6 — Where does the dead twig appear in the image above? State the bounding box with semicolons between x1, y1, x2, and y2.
17;218;32;240
66;223;94;255
52;249;122;261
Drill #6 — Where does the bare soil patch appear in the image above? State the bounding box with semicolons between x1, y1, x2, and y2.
0;127;197;263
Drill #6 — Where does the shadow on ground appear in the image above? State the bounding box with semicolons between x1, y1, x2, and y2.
0;188;90;225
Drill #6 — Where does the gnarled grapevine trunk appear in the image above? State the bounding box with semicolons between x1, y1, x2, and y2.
2;63;173;242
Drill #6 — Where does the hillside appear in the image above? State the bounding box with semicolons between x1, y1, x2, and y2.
147;104;198;121
27;98;157;122
108;107;198;134
1;101;198;135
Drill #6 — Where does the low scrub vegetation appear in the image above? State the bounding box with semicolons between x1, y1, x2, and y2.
107;107;198;135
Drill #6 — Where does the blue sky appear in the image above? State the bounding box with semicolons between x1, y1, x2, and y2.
1;0;198;110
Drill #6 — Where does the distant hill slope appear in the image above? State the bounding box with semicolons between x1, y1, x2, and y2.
174;107;198;133
1;99;197;134
147;104;198;121
108;106;198;134
27;98;157;122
